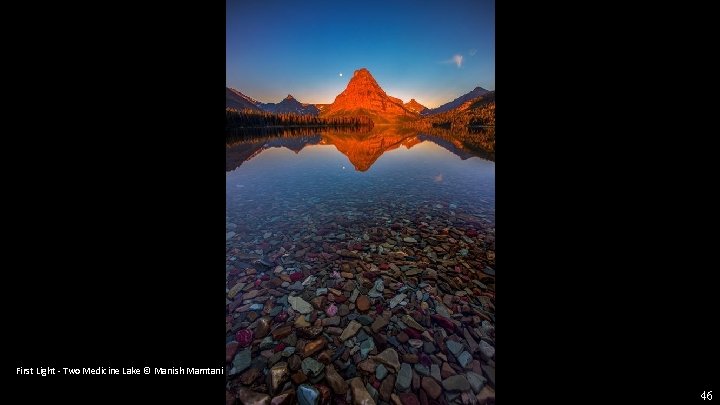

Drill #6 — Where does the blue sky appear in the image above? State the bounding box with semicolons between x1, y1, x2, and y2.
226;0;494;108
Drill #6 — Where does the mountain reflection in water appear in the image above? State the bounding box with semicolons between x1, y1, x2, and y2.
225;126;494;172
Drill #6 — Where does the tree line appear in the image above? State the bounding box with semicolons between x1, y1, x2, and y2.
226;109;374;130
409;93;495;130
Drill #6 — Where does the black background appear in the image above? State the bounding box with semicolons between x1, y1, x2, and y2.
5;0;718;403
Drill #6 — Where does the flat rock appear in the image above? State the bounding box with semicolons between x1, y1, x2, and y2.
324;365;348;395
395;363;412;391
375;364;388;380
446;340;464;357
398;393;420;405
356;295;371;312
288;296;313;314
389;294;406;309
236;387;270;405
379;374;395;401
442;375;470;392
466;371;486;394
371;316;389;333
372;348;401;372
303;337;327;358
414;363;429;376
272;325;293;340
350;377;376;405
479;340;495;359
402;315;425;331
457;351;473;368
340;320;363;341
441;362;456;379
476;385;495;404
481;364;495;387
301;357;325;378
421;376;442;399
231;348;251;375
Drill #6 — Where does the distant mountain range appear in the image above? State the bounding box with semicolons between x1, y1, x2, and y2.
261;94;319;116
226;89;319;115
226;88;263;112
421;86;491;116
226;70;494;124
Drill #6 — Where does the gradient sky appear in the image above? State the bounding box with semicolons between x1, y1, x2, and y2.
226;0;494;108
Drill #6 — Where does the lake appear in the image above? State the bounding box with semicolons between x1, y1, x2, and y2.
225;125;496;401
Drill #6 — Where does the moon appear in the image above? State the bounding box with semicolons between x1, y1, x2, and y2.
339;73;343;77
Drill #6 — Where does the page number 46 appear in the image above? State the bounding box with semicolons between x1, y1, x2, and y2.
701;391;713;400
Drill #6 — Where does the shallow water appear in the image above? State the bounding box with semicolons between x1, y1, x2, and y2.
225;126;496;402
226;127;495;231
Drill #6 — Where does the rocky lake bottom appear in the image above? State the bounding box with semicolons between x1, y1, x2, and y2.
226;128;495;405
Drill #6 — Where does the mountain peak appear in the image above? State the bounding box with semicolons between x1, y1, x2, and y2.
354;68;371;77
322;67;415;123
285;94;295;100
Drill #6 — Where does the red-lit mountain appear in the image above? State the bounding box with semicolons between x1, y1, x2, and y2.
404;99;427;114
422;86;491;115
321;68;417;124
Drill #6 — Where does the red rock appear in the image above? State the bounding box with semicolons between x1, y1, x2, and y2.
274;311;288;323
356;295;371;312
303;337;327;358
399;393;421;405
363;272;378;280
272;325;292;340
274;343;285;353
235;329;253;347
441;362;456;379
291;371;307;385
421;377;442;399
404;328;422;340
379;374;396;401
290;272;304;282
331;294;347;304
430;315;456;332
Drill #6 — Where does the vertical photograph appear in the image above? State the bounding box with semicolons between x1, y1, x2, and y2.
225;1;495;404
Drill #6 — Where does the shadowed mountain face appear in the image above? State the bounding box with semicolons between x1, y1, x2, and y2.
321;68;417;124
226;126;494;172
226;130;323;171
261;95;320;116
226;87;263;111
422;86;491;115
